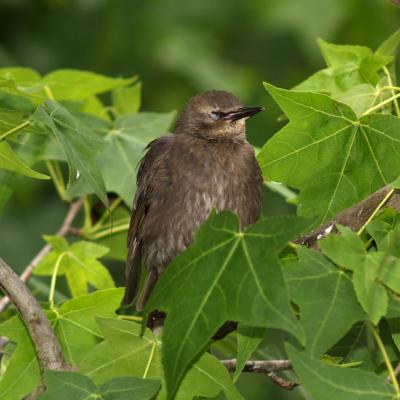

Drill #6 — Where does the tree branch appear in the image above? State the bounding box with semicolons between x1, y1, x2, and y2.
295;186;400;248
0;257;71;397
221;358;296;390
221;358;292;373
0;198;83;313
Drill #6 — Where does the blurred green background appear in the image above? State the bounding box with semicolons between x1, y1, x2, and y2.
0;0;399;398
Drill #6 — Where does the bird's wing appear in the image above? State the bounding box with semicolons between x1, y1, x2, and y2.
121;190;146;306
121;136;171;306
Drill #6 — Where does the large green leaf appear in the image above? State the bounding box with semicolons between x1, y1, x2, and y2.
147;211;311;398
258;84;400;222
80;317;243;400
98;111;176;206
38;371;160;400
284;247;364;356
34;237;115;298
0;141;49;179
32;100;108;204
287;345;394;400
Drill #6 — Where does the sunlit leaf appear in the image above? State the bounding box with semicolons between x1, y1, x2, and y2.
34;237;114;298
112;81;142;116
43;69;133;100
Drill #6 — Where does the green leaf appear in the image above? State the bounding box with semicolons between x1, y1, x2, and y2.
52;288;124;365
287;344;394;400
32;100;108;204
319;225;365;272
352;254;387;325
42;69;133;100
80;317;243;400
233;325;264;382
98;111;176;205
35;237;114;298
112;82;142;116
0;316;40;400
284;247;364;356
334;84;378;117
376;29;400;58
147;211;311;398
318;39;373;67
320;227;387;325
258;84;400;222
0;169;15;214
38;371;160;400
0;67;44;100
0;141;49;179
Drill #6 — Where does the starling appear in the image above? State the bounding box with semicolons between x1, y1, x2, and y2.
122;90;263;310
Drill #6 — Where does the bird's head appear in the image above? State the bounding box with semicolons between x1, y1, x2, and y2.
174;90;263;140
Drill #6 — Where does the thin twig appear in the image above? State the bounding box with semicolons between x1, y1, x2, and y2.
221;358;292;373
0;198;84;313
221;358;296;390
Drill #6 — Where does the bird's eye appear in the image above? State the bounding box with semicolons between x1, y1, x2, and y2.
210;111;225;121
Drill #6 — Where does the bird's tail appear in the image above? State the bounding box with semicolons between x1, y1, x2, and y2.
136;269;159;312
121;242;142;307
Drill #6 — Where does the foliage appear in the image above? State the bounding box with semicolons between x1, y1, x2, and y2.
2;30;400;400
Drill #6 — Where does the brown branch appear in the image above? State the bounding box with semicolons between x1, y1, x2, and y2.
0;198;83;313
221;358;292;373
0;258;71;397
221;358;296;390
295;186;400;249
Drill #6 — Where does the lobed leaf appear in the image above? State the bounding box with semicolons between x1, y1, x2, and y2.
147;211;312;398
258;84;400;222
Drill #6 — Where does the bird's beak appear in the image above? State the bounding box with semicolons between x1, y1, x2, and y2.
223;106;264;122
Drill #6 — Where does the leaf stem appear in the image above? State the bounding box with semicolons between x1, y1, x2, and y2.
357;188;395;236
371;327;400;396
118;315;143;322
83;196;92;232
44;85;55;100
89;223;130;240
90;198;123;233
46;160;66;199
49;252;66;310
363;92;400;116
383;67;400;117
142;341;157;379
0;120;31;141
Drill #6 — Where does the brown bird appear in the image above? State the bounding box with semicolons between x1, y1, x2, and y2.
122;90;263;310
